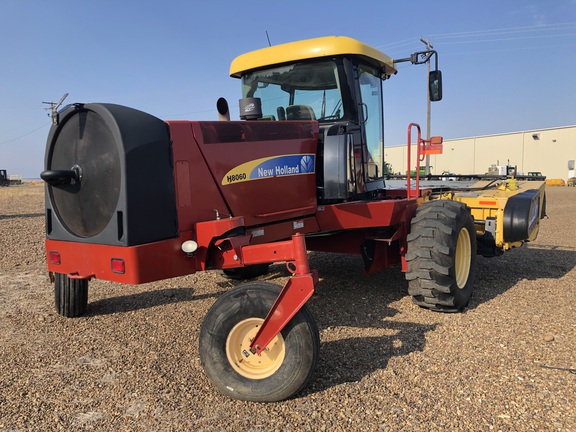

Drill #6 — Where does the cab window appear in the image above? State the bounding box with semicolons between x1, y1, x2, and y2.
358;64;384;176
241;61;344;122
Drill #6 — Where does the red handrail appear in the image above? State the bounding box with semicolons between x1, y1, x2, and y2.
406;124;444;198
406;123;422;198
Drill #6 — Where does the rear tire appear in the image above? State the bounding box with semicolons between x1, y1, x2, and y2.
405;200;477;312
54;273;88;317
199;282;319;402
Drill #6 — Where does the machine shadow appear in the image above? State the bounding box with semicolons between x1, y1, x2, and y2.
305;322;437;395
0;213;44;219
85;245;573;391
290;245;573;395
86;287;227;316
469;246;576;309
296;252;438;394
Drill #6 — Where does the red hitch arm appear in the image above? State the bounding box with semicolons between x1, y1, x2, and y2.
248;233;318;355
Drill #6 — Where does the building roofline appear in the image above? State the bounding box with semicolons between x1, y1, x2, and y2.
444;124;576;142
389;124;576;147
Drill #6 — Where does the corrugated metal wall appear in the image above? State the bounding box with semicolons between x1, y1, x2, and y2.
384;125;576;180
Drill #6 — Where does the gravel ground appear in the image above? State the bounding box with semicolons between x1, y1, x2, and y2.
0;184;574;431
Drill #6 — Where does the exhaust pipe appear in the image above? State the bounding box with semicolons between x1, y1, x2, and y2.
217;97;230;121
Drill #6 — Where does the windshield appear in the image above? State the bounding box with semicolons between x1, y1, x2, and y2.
241;61;343;121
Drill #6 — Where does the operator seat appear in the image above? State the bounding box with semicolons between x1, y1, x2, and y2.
286;105;316;120
277;106;286;120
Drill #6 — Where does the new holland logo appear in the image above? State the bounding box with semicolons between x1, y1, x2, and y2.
300;155;314;173
222;154;315;185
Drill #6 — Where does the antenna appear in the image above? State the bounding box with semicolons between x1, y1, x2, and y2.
42;93;69;125
265;31;272;47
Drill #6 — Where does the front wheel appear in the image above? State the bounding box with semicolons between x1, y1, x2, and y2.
199;282;319;402
54;273;88;317
405;200;477;312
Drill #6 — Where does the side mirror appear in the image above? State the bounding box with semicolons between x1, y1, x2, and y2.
429;70;443;102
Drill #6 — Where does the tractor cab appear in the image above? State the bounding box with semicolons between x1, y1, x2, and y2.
230;36;441;202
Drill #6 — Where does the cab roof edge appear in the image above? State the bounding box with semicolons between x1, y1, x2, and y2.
230;36;397;78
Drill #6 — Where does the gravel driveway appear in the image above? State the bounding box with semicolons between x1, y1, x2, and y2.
1;184;574;431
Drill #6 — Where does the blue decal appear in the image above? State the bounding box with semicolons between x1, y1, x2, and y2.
249;155;315;180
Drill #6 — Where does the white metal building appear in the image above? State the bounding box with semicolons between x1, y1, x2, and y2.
384;125;576;181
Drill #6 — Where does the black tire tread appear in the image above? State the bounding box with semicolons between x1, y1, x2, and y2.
54;273;88;318
406;200;477;312
199;281;319;402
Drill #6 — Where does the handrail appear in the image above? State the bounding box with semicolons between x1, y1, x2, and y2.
406;123;422;198
406;124;444;198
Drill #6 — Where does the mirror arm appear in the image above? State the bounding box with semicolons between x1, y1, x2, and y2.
394;50;439;71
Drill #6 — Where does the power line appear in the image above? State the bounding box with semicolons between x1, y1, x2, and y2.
376;37;420;50
429;21;576;38
378;22;576;56
1;94;69;147
437;33;576;45
443;41;576;56
0;123;50;147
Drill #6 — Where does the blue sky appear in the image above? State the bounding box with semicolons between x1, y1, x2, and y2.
1;0;575;178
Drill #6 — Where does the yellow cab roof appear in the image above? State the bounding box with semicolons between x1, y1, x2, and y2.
230;36;397;78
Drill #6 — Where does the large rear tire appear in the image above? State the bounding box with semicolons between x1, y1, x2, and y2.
405;200;477;312
199;281;319;402
54;273;88;317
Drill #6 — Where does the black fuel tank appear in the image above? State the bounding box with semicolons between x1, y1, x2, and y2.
42;103;177;246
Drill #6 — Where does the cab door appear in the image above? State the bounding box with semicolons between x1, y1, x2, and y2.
356;63;385;188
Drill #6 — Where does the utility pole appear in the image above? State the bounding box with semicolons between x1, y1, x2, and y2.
420;38;432;176
42;93;69;125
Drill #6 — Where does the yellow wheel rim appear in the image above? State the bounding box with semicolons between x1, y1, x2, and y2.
455;227;472;289
225;318;285;380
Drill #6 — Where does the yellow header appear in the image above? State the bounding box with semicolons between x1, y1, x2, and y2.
230;36;397;78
